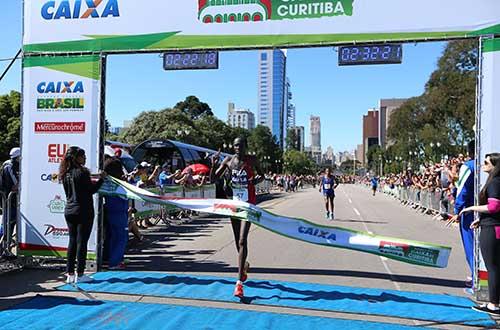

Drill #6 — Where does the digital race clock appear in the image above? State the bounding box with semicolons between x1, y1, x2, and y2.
338;44;403;66
163;51;219;70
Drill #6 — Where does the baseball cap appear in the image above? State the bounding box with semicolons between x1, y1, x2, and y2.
9;147;21;159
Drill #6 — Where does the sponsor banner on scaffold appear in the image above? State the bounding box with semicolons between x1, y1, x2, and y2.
19;55;101;258
23;1;500;54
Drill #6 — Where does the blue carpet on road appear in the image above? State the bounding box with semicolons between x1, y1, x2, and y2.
0;296;429;330
57;271;494;327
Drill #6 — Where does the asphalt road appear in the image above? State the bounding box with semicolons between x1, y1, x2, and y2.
0;185;493;329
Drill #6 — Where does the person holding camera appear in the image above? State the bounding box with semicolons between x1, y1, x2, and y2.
460;153;500;315
59;146;106;284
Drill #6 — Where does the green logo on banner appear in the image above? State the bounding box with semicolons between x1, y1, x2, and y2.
47;195;66;214
198;0;353;23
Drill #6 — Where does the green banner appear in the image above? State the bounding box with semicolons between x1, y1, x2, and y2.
99;177;451;268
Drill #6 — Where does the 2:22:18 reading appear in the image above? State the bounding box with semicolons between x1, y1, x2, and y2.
338;44;403;66
163;51;219;70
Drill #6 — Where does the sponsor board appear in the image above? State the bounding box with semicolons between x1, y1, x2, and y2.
35;122;86;134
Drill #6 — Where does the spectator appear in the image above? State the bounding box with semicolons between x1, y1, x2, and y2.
59;146;105;284
460;153;500;315
104;155;129;270
0;147;20;256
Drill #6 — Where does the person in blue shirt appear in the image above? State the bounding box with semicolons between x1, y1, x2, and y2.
158;163;180;188
450;141;476;290
319;168;339;220
371;176;379;196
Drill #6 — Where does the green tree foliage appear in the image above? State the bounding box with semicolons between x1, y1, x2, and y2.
387;40;477;161
0;91;21;161
248;125;282;171
283;150;316;175
285;128;299;151
121;108;197;145
366;145;384;172
174;95;213;120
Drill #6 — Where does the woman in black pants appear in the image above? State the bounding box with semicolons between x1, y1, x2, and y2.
59;146;105;284
460;153;500;315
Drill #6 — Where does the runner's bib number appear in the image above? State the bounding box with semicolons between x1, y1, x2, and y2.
233;187;249;202
323;184;331;190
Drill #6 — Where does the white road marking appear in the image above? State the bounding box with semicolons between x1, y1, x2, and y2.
353;208;361;216
348;198;353;204
347;189;403;292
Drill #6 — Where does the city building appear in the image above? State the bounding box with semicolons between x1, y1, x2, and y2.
362;109;379;165
309;115;322;164
227;102;255;130
258;49;287;148
356;144;364;166
378;98;407;149
291;126;305;152
323;146;335;165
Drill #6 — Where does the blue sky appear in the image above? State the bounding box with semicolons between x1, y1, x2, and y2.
1;0;446;154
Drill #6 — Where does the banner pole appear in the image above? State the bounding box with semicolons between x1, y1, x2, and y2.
96;53;107;272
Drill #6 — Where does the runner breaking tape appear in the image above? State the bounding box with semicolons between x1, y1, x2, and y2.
214;137;264;298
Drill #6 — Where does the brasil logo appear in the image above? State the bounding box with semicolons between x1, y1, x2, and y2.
198;0;353;24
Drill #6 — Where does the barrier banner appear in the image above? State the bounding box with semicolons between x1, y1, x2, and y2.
23;1;500;54
19;55;101;258
100;177;451;268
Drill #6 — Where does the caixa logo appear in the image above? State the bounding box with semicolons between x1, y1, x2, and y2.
37;81;84;94
41;173;59;183
41;0;120;20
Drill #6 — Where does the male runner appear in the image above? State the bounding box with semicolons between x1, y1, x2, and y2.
214;137;264;298
371;176;379;196
319;168;338;220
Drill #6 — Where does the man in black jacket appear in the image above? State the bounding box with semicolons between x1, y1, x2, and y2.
0;147;20;255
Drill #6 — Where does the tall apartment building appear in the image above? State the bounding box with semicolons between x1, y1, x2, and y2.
258;49;287;148
227;102;255;130
310;115;322;164
362;109;379;165
291;126;305;152
378;98;407;149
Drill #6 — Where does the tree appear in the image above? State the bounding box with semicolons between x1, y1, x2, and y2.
174;96;213;120
387;40;477;163
283;150;316;175
248;125;282;172
366;145;384;173
285;128;299;151
194;115;235;150
0;91;21;161
121;108;198;145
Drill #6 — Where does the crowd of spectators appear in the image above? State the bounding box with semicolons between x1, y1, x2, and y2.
364;153;473;218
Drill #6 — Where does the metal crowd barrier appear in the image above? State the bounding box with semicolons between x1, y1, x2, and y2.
376;184;453;215
133;182;271;222
0;191;16;258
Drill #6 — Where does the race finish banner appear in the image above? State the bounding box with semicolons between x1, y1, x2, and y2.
23;1;500;54
476;37;500;300
100;177;452;268
19;55;101;259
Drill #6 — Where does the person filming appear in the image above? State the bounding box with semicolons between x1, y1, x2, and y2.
59;146;106;284
460;153;500;315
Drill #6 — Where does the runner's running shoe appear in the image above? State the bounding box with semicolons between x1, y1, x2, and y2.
325;212;330;219
234;282;244;298
66;274;75;284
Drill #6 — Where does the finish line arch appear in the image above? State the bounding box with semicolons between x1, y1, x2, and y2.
19;0;500;301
